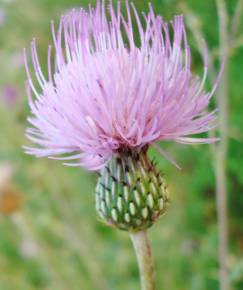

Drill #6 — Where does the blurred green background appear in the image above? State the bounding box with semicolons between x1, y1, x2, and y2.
0;0;242;289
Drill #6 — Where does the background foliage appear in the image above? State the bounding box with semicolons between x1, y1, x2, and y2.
0;0;242;289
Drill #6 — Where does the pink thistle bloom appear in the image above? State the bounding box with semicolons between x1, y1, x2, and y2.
24;1;220;170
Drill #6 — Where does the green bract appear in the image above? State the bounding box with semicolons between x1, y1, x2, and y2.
95;148;170;231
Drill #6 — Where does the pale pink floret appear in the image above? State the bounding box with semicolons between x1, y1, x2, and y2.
24;1;220;170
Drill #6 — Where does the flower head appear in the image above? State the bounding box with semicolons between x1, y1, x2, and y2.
24;1;219;171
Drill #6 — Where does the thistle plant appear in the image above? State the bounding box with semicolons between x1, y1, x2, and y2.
24;1;220;289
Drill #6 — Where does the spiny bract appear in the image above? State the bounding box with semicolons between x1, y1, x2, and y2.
96;148;170;231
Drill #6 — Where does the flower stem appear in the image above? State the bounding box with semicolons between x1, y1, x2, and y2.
216;1;230;290
130;230;155;290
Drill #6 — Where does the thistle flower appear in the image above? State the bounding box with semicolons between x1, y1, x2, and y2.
24;1;220;231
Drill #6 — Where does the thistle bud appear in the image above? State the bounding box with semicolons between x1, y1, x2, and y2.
95;148;170;231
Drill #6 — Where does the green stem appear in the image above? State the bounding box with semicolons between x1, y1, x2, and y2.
216;1;229;290
130;230;155;290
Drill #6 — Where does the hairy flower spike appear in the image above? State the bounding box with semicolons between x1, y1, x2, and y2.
24;1;220;171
